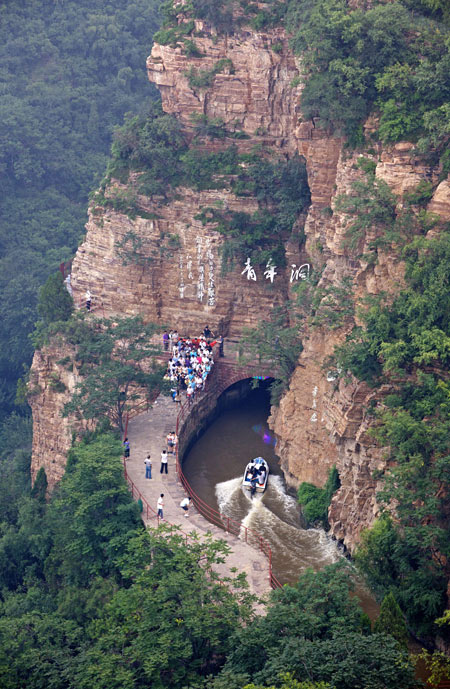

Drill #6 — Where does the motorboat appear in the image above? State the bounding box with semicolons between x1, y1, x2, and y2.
243;457;269;493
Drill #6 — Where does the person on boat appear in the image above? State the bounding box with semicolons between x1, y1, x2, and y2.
246;461;256;481
250;476;258;498
258;468;266;486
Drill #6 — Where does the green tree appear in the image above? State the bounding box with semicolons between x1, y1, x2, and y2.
63;316;165;434
239;306;303;404
373;592;408;649
298;465;340;528
243;674;330;689
44;433;142;588
216;562;418;689
30;467;48;503
37;272;73;326
73;527;255;689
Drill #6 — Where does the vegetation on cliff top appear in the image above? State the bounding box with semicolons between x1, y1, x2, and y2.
157;0;449;167
100;103;310;270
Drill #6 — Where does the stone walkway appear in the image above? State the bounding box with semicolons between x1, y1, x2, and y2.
126;393;272;600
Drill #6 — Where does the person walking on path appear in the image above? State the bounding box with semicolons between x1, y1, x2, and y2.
180;496;191;517
123;437;130;458
144;455;152;479
162;331;169;351
157;494;164;519
85;290;92;311
160;449;168;474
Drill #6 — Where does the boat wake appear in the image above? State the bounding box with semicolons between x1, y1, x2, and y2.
215;474;340;582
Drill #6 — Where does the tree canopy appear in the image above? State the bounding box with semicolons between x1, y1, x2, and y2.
62;315;166;434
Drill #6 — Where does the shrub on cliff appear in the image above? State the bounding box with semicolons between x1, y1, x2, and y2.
62;315;166;435
106;102;187;197
37;271;73;326
334;231;450;638
297;465;340;528
286;0;450;159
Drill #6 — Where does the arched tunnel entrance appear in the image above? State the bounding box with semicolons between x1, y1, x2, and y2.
181;377;342;585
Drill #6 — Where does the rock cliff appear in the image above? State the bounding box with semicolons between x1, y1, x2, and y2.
30;13;450;553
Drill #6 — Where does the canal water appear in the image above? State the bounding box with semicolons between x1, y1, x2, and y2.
183;382;376;615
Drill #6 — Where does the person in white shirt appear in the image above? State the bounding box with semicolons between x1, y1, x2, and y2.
157;494;164;519
180;496;191;517
160;449;168;474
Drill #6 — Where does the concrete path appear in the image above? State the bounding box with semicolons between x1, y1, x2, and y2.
126;393;272;600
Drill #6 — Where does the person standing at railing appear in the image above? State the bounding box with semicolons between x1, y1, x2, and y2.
123;437;130;459
157;494;164;519
144;455;152;479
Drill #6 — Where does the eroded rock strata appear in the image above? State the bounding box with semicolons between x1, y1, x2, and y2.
30;17;450;554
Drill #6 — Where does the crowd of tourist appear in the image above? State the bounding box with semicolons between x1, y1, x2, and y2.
164;328;216;406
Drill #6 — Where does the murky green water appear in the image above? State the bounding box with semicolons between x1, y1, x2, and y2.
182;385;378;617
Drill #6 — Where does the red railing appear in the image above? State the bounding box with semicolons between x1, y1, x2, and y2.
174;387;283;590
123;354;283;590
123;461;160;523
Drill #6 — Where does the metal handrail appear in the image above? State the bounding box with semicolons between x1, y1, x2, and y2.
123;353;283;589
174;378;283;590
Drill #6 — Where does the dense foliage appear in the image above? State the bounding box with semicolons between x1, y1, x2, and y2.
297;466;340;528
287;0;450;157
37;272;74;327
43;314;166;434
212;562;418;689
333;229;450;637
0;432;256;688
0;0;160;427
102;106;310;268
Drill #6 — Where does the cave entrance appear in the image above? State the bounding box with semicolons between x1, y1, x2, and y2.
182;378;342;585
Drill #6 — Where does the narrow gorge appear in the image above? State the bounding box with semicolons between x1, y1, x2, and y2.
27;2;450;655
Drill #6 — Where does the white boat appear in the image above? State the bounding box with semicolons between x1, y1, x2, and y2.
243;457;269;493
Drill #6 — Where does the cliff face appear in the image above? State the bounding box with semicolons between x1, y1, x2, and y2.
270;139;445;550
29;343;81;486
70;24;306;336
30;16;450;549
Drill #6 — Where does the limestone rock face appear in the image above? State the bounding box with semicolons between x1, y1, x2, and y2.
427;177;450;220
29;344;80;489
71;186;292;337
270;159;449;552
147;25;301;151
30;14;450;553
